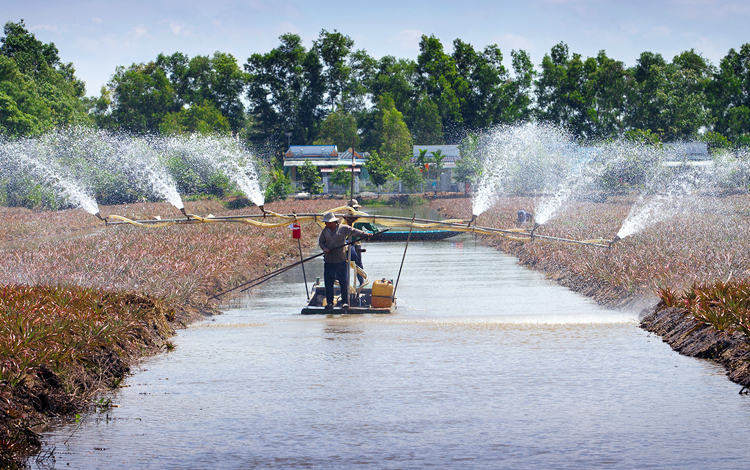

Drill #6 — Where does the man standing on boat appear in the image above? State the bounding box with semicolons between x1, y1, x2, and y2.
343;199;366;286
319;211;372;309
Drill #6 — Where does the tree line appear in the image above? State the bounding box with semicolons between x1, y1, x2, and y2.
3;19;750;168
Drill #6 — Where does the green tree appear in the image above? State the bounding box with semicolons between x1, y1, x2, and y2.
700;130;731;153
707;44;750;142
364;150;392;195
359;56;417;151
187;52;248;132
398;164;422;193
0;20;90;136
454;152;482;194
377;95;413;169
342;48;377;114
535;42;597;138
314;109;359;150
625;50;710;141
314;29;354;110
737;134;750;149
416;35;462;135
159;100;230;135
329;165;352;188
106;61;180;133
452;39;508;129
500;49;535;124
369;56;417;118
298;159;322;194
1;20;62;77
265;168;292;202
410;96;443;144
415;148;430;177
428;149;446;180
585;51;629;139
245;34;325;148
623;128;662;146
0;56;50;136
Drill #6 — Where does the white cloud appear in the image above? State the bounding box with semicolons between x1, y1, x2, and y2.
620;22;639;36
91;17;103;25
647;25;672;38
30;24;61;34
273;21;301;37
689;36;726;65
389;29;424;55
670;0;750;19
132;24;148;38
169;21;188;36
494;33;535;53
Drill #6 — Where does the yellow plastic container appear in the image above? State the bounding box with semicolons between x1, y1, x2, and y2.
371;279;394;308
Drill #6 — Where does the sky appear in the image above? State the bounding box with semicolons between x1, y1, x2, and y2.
4;0;750;97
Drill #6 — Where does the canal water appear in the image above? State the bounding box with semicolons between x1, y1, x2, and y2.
34;210;750;469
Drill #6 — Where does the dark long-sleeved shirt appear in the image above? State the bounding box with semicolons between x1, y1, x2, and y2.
318;223;370;263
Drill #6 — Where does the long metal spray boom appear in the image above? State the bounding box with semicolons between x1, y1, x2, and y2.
100;211;614;248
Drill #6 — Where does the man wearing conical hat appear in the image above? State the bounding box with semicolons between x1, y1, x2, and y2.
343;199;366;286
319;212;372;309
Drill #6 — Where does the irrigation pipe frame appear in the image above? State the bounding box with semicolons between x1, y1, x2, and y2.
101;211;613;249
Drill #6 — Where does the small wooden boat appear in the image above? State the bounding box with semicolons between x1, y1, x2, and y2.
366;229;460;242
301;282;395;315
353;222;460;242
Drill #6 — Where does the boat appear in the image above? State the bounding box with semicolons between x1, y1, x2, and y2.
366;229;460;242
301;280;395;315
353;222;461;242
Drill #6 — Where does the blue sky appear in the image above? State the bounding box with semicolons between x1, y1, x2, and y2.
5;0;749;96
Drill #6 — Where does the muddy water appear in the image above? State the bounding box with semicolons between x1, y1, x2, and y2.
35;209;750;469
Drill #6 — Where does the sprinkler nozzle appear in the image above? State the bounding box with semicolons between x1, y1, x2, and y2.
94;212;110;225
608;235;621;248
530;223;540;240
259;204;266;214
180;207;190;220
467;214;477;227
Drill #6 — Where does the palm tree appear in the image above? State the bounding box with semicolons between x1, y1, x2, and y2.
429;149;446;181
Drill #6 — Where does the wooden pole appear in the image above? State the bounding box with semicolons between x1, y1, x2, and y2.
392;213;416;303
298;238;309;300
350;139;356;202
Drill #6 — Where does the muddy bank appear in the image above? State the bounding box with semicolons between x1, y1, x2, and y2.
640;306;750;388
0;292;182;469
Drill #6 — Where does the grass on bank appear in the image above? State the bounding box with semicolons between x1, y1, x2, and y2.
0;284;175;467
659;280;750;337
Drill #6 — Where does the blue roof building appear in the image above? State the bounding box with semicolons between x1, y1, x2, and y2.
283;145;368;193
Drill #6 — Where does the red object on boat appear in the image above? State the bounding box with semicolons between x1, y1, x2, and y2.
292;222;301;239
